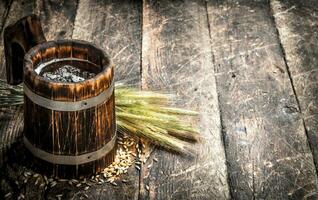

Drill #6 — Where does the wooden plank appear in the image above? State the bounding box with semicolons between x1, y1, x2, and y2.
0;0;36;78
72;0;142;86
0;0;78;199
0;0;36;166
34;0;78;40
0;0;78;77
141;0;230;199
0;0;11;33
71;0;142;199
0;0;14;164
0;0;39;198
270;0;318;173
0;0;79;163
0;0;79;158
207;0;318;199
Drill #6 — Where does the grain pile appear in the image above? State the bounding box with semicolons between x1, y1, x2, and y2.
101;135;135;184
1;135;152;200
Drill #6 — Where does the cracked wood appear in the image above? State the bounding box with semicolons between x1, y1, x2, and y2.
141;0;230;199
207;0;318;199
270;0;318;175
71;0;142;199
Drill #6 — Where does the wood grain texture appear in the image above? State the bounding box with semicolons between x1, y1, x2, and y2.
0;0;36;78
22;40;116;178
0;0;79;198
0;0;14;164
141;0;230;199
0;0;11;33
207;0;318;199
34;0;78;40
72;0;142;85
4;14;46;85
0;1;42;198
71;0;142;199
0;0;79;161
0;0;36;167
0;0;317;199
270;0;318;174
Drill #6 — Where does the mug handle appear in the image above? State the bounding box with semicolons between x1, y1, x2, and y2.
4;14;47;85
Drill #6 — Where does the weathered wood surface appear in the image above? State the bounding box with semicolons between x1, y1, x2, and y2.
34;0;78;40
141;0;230;199
0;0;14;165
207;0;318;199
0;0;36;78
72;0;142;86
0;0;79;161
22;40;115;178
0;0;36;167
0;0;79;166
0;0;318;199
4;14;46;85
0;0;11;34
0;0;142;199
270;0;318;174
0;0;79;199
71;0;142;199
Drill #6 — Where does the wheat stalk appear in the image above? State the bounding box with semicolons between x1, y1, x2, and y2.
0;79;199;154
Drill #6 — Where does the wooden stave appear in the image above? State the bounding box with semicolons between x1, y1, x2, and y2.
22;40;116;178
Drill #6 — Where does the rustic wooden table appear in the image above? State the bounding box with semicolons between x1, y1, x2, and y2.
0;0;317;199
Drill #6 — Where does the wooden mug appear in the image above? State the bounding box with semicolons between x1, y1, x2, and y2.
4;15;117;178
